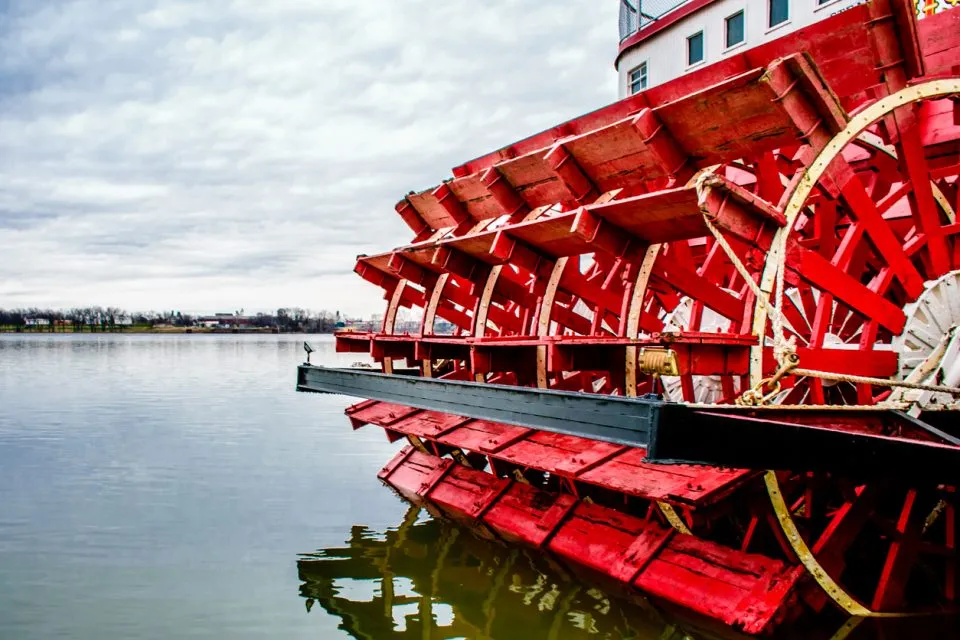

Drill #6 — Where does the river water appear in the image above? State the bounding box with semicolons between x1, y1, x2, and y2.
0;334;954;639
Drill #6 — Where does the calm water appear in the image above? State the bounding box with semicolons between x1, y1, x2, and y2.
0;334;955;639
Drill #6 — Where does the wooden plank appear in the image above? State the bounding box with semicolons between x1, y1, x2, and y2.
586;187;704;243
482;482;571;547
447;173;504;222
548;501;655;572
358;402;752;508
490;212;609;260
635;535;798;634
345;401;420;428
652;69;795;164
334;332;373;353
494;152;572;209
578;447;751;506
397;7;895;237
437;419;530;454
762;347;899;379
608;524;675;583
561;116;662;191
494;430;619;477
654;258;745;323
388;410;471;439
919;6;960;76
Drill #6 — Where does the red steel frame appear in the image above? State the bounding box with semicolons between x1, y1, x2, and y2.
324;1;960;633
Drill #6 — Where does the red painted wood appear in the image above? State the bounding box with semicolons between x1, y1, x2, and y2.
353;400;755;509
437;419;530;454
632;108;695;181
395;199;431;236
837;176;925;297
418;457;458;497
387;411;471;440
872;489;924;611
608;523;675;583
482;482;573;548
576;447;754;505
635;536;800;633
468;475;513;519
919;6;960;76
898;123;952;276
345;402;420;429
456;4;880;184
544;142;599;204
654;258;744;323
764;347;899;379
585;187;704;243
481;167;530;220
651;69;797;164
376;444;417;482
334;332;373;353
379;448;801;634
794;249;907;334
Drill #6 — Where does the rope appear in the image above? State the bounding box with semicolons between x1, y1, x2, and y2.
791;367;960;395
686;401;912;410
697;175;797;364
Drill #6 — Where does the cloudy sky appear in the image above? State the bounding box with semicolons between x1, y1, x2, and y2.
1;1;619;317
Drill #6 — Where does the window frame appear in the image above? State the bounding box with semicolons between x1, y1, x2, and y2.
724;9;745;50
628;61;648;95
768;0;789;29
686;30;705;67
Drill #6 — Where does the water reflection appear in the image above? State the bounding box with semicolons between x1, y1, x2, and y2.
297;505;730;640
297;505;960;640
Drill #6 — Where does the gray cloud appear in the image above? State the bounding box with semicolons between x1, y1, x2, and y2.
1;0;618;316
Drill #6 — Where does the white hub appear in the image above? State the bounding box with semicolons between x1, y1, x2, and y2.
894;270;960;380
892;270;960;408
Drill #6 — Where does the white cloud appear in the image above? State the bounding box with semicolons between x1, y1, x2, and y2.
0;0;618;316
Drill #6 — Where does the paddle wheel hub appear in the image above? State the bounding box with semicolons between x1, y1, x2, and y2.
297;1;960;633
895;270;960;387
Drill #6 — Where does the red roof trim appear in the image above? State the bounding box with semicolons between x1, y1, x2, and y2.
615;0;722;69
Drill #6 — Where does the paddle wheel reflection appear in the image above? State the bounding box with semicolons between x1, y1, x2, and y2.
296;505;738;640
297;504;960;639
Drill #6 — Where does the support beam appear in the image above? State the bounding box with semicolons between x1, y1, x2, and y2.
297;366;960;483
298;365;662;447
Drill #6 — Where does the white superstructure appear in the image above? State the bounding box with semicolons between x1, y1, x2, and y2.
616;0;867;98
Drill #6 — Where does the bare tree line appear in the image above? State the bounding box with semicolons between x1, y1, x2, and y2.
0;307;355;333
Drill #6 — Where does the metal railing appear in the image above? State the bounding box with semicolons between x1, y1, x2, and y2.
619;0;689;42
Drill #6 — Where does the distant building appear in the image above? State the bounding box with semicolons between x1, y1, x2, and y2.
342;318;378;332
24;318;51;327
197;313;255;328
433;320;456;335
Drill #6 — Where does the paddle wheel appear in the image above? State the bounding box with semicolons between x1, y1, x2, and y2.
297;1;960;634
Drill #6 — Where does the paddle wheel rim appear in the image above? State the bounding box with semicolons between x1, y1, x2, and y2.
736;79;960;616
749;78;960;394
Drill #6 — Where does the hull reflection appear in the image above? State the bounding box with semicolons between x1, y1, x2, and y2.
297;505;744;640
297;505;960;639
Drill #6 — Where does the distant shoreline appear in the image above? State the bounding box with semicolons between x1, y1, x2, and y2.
0;327;331;335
